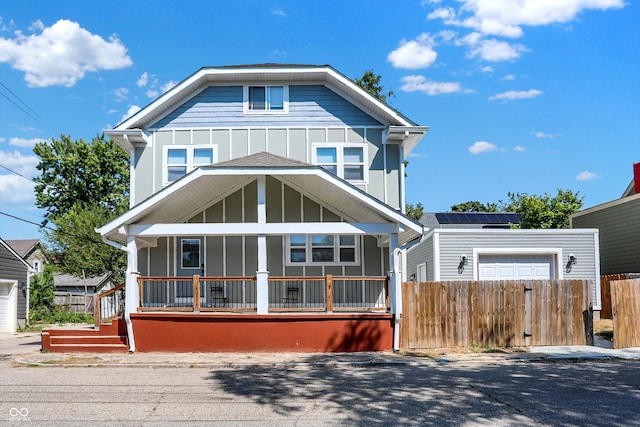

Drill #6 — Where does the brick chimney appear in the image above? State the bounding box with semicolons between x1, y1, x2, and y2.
635;162;640;194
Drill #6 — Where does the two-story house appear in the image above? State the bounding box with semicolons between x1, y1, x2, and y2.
94;64;428;353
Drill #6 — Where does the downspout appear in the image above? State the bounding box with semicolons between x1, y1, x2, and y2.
101;236;137;352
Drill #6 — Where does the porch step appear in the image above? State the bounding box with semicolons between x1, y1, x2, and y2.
41;318;128;353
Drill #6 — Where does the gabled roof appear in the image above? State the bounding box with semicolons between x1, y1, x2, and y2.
105;64;428;155
0;238;34;271
53;272;112;290
97;152;423;245
5;239;41;258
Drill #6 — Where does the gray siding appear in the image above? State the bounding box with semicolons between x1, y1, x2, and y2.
152;85;382;129
572;195;640;275
407;229;599;283
0;243;29;321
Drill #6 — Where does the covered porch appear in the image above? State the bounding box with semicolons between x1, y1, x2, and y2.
96;154;423;352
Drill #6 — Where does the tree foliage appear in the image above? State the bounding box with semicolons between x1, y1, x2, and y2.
354;69;395;103
450;201;498;212
33;135;129;282
450;189;584;229
29;264;55;322
502;189;584;229
34;134;129;226
405;202;424;221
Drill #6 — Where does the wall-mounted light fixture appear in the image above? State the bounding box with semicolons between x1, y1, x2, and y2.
569;254;577;265
460;255;468;265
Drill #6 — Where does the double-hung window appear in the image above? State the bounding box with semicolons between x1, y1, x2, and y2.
244;85;288;113
164;145;216;184
287;234;358;265
314;145;366;182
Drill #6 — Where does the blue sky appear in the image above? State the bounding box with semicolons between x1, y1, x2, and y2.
0;0;638;240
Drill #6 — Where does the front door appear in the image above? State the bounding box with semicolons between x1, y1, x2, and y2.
175;237;204;306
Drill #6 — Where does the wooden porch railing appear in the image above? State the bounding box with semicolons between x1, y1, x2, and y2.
136;274;389;313
93;283;125;326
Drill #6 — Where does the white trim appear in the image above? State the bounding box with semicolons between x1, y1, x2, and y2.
312;142;369;185
128;222;399;237
472;248;563;281
0;280;18;334
593;231;602;309
416;263;427;282
433;232;441;281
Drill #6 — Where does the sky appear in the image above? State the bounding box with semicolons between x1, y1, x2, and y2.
0;0;638;241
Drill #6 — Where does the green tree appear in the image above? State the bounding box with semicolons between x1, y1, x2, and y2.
29;264;55;322
34;134;129;225
33;135;129;282
503;189;584;229
405;202;424;221
354;69;395;103
450;201;499;212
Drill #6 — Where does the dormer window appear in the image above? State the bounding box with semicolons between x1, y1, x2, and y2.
244;85;288;114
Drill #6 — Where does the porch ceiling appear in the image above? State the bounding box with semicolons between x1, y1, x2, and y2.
97;164;423;245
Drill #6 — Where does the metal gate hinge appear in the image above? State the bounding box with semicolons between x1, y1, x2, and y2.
524;286;533;292
524;332;532;338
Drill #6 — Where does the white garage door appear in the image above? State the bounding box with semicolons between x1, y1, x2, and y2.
0;281;17;334
478;254;555;280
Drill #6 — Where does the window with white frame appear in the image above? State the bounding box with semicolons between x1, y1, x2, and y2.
314;145;366;182
244;85;288;113
164;145;216;184
287;234;358;265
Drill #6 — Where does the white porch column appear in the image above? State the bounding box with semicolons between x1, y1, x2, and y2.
256;176;269;314
124;235;139;352
389;232;403;351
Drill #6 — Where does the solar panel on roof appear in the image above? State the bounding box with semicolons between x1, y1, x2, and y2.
435;212;521;225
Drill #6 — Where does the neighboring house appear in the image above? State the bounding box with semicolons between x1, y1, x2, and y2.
5;239;48;274
571;162;640;275
0;238;34;333
53;272;113;314
93;64;428;352
406;212;601;310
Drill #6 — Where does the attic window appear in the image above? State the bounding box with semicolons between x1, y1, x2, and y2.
244;86;288;114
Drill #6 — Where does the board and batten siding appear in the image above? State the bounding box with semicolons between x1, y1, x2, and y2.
151;85;383;129
136;176;387;279
0;243;29;321
571;194;640;275
406;229;601;306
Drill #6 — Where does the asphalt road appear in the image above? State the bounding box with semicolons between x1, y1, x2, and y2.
1;355;640;426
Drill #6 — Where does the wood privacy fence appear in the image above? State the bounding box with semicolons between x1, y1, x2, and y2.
401;280;593;350
600;273;640;319
610;278;640;349
53;292;93;314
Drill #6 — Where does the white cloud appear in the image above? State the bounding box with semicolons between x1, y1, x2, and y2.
114;87;129;101
427;0;625;38
469;140;498;154
272;8;287;17
514;145;526;152
489;88;542;101
121;105;141;122
0;174;35;202
480;66;494;73
0;149;39;176
576;170;599;181
161;81;177;93
387;33;438;69
0;19;132;87
8;137;45;148
501;74;516;81
137;72;149;87
400;75;467;95
534;131;561;139
468;38;528;61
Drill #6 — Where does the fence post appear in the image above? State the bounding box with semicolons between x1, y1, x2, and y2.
93;294;100;327
326;274;333;312
193;275;201;312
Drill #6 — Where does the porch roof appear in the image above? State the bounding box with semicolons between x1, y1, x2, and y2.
97;153;423;245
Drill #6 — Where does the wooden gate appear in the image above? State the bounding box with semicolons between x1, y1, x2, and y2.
610;278;640;349
401;280;593;350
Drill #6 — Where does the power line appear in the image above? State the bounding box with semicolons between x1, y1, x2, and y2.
0;80;59;135
0;163;36;183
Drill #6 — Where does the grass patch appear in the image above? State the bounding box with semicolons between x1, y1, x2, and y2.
594;318;614;341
